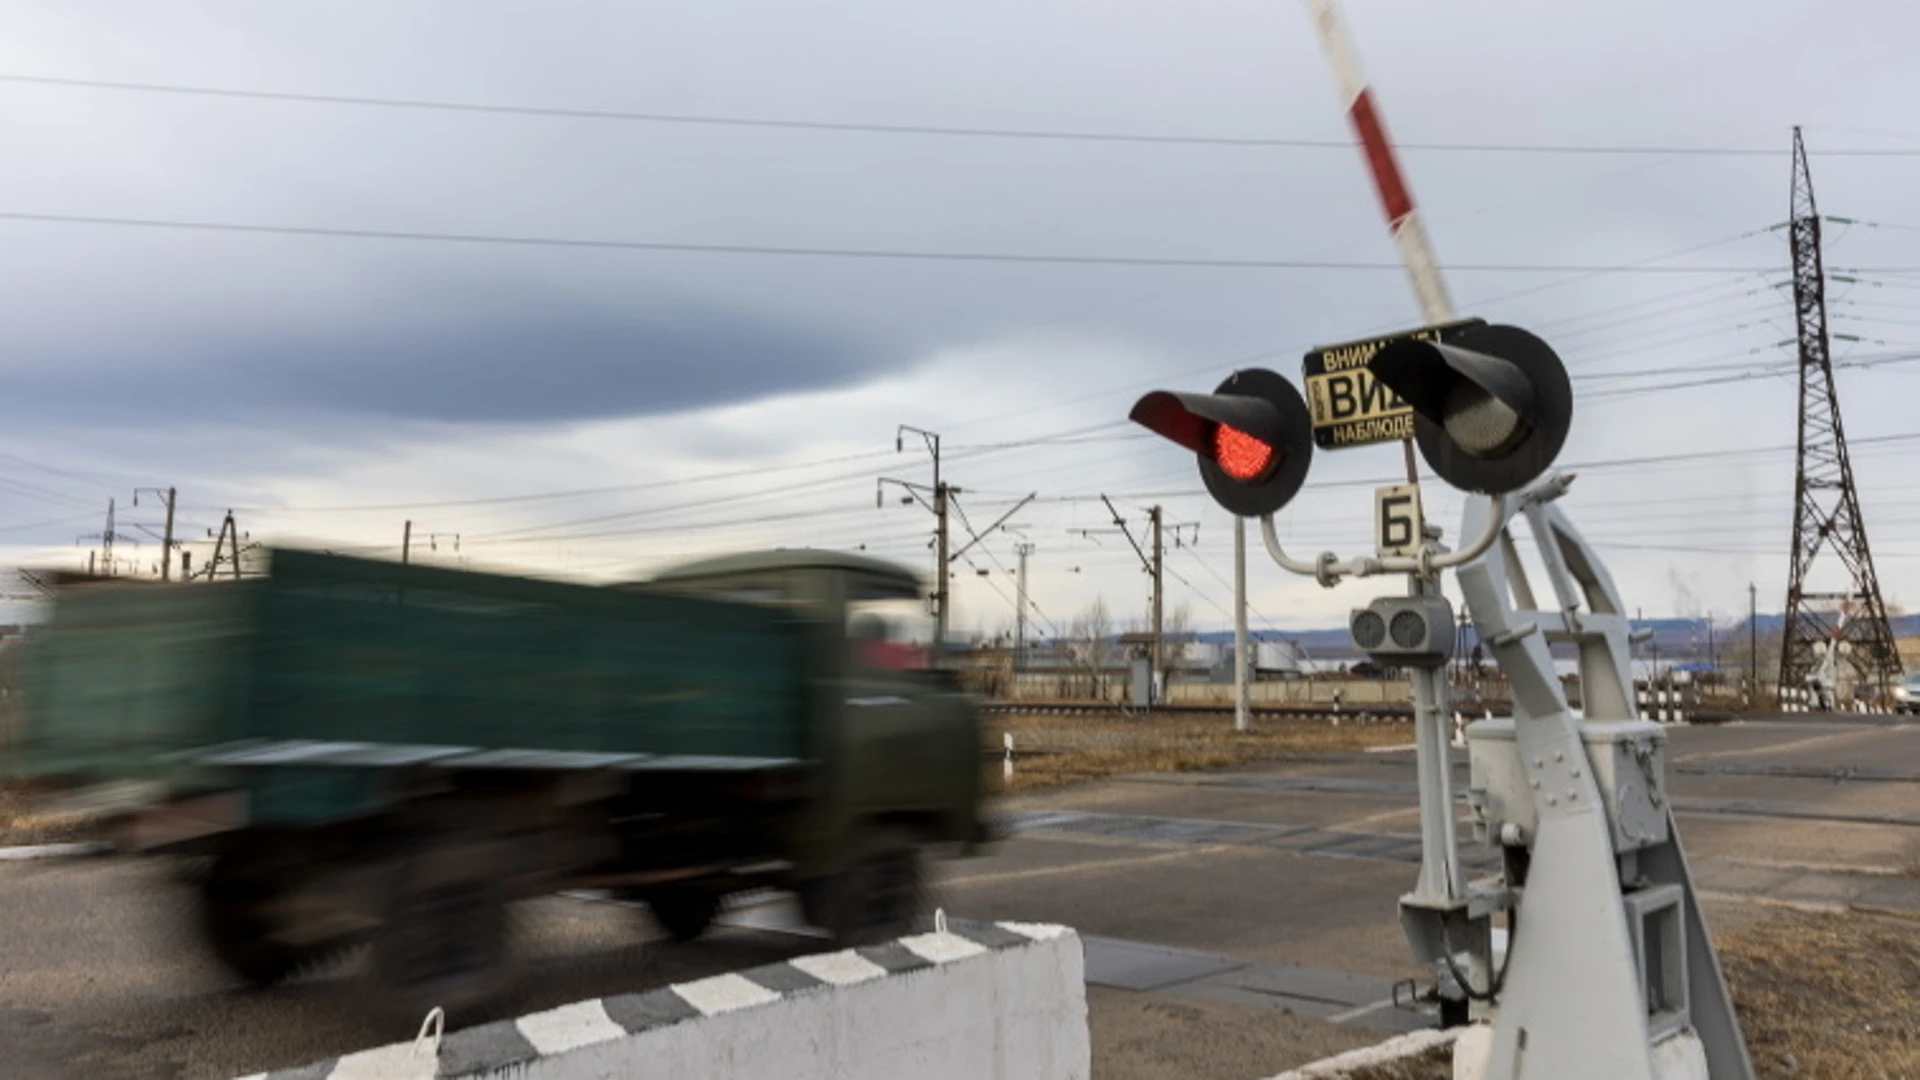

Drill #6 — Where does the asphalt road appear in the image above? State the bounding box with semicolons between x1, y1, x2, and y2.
3;715;1916;1080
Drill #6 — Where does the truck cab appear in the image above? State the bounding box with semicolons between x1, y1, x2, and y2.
644;549;985;910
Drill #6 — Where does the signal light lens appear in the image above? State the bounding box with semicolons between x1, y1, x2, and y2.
1351;609;1387;651
1367;324;1572;495
1213;424;1275;481
1441;383;1525;456
1128;368;1313;517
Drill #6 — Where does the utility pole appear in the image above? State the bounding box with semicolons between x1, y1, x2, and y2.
134;487;177;581
1015;542;1034;671
936;483;949;644
206;512;244;580
401;523;458;566
104;499;117;575
1149;505;1164;693
1075;497;1193;699
1780;127;1901;706
1749;582;1759;706
1233;516;1250;733
888;426;949;644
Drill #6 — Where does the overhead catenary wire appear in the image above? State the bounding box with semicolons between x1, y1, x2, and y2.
8;71;1920;157
455;426;1920;553
207;425;1134;518
0;209;1907;275
442;423;1129;542
0;510;103;533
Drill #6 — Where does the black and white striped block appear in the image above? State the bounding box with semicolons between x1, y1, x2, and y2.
239;919;1082;1080
1634;686;1690;725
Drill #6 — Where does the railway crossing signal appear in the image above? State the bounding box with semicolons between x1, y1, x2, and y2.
1367;323;1573;495
1129;318;1755;1079
1127;368;1313;517
1131;319;1573;513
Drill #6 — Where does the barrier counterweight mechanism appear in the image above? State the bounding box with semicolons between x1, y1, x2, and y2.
1129;321;1756;1077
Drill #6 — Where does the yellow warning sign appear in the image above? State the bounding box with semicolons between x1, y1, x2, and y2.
1301;319;1484;450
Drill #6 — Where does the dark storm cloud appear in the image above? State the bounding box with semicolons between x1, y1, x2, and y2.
0;286;888;429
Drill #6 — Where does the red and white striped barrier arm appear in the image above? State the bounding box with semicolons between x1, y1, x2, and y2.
1301;0;1456;325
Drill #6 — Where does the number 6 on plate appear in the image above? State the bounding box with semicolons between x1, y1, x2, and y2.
1374;483;1423;558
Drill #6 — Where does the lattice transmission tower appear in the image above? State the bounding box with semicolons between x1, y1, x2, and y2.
1779;126;1901;705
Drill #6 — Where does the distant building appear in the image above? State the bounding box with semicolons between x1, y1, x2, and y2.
1898;637;1920;671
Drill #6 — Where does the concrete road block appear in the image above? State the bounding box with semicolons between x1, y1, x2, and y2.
240;920;1089;1080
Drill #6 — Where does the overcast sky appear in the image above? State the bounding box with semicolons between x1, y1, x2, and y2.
3;0;1919;637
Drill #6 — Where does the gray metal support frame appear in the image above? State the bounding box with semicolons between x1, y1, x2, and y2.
1258;477;1753;1077
1396;567;1486;1017
1455;485;1754;1080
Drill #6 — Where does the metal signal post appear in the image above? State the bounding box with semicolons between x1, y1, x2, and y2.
1125;5;1755;1071
1130;322;1754;1078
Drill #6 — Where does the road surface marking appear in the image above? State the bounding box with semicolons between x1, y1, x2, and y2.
941;845;1226;887
1675;726;1893;763
1325;996;1397;1024
1718;855;1910;878
1327;806;1422;831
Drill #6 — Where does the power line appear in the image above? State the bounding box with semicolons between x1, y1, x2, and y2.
226;447;902;514
12;72;1920;158
1552;297;1781;348
1176;544;1291;639
0;208;1904;274
0;449;125;492
0;510;101;534
461;502;879;547
1528;274;1776;334
1827;216;1920;233
938;228;1779;439
457;422;1129;542
0;474;96;510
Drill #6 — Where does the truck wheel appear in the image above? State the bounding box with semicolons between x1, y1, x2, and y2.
197;859;311;986
648;888;722;942
367;883;511;1018
817;827;924;948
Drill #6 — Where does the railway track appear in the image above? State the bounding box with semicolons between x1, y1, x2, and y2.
979;700;1417;721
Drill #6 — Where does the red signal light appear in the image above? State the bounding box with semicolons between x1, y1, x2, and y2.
1128;368;1312;517
1213;424;1274;481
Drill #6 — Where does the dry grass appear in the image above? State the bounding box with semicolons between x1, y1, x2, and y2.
984;710;1416;794
1286;911;1919;1079
1718;908;1920;1079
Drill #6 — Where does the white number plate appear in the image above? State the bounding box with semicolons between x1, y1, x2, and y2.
1375;483;1423;558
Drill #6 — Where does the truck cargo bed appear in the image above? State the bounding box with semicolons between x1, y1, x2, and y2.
14;550;816;814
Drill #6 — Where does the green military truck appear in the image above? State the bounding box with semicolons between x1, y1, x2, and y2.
8;548;985;1013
